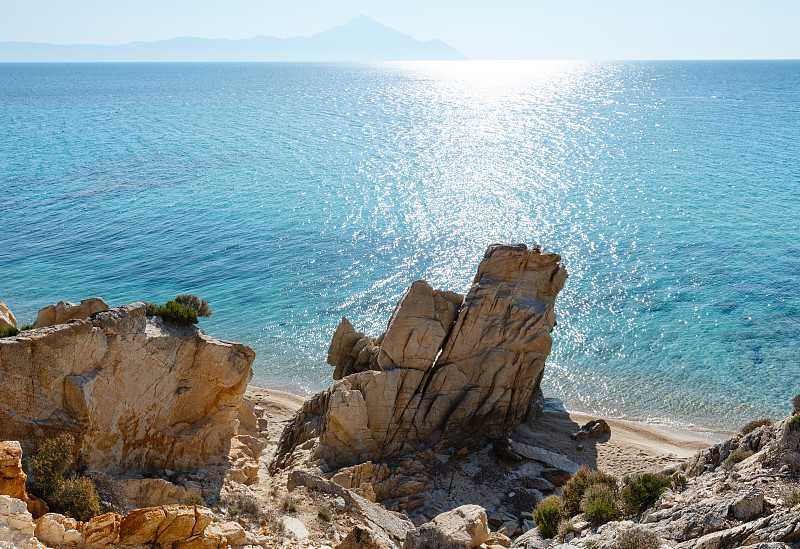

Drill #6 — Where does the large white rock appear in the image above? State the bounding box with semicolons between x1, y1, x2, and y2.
429;505;489;548
0;495;47;549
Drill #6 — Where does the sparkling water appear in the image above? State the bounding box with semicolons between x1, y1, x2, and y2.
2;61;798;431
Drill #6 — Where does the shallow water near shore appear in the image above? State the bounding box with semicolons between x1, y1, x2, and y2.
1;61;799;431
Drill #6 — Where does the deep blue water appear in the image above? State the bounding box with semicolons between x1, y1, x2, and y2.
1;61;798;431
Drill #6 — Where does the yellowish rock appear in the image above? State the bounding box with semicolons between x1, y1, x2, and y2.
0;301;16;330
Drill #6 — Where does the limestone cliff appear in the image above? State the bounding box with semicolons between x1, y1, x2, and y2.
272;243;568;471
0;303;255;476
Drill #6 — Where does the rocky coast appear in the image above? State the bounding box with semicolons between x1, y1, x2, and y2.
0;243;798;549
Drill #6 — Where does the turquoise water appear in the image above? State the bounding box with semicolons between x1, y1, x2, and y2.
1;61;798;431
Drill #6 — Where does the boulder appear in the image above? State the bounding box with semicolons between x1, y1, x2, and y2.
273;244;567;471
118;504;213;546
0;302;16;330
282;516;309;539
117;478;188;509
0;495;47;549
337;524;395;549
206;521;247;546
33;297;109;328
428;505;489;548
0;303;256;477
34;513;83;547
729;490;764;522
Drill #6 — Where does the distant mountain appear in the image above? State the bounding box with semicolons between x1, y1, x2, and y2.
0;16;466;62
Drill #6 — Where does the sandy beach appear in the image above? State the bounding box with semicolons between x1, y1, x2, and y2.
247;385;728;478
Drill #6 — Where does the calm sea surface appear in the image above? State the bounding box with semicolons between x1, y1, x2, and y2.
1;61;798;431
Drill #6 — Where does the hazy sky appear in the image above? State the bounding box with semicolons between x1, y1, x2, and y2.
1;0;798;59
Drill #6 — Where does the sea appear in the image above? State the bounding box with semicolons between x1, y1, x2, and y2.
1;61;798;432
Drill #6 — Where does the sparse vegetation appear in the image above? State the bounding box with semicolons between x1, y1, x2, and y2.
533;495;565;538
613;527;662;549
145;294;212;326
0;326;20;338
562;465;618;516
723;449;754;470
557;518;577;542
741;418;773;434
282;496;300;513
582;484;621;526
786;489;800;508
317;504;332;522
620;473;671;515
19;324;34;331
670;474;688;490
222;493;261;520
789;414;800;432
182;491;206;507
28;434;102;521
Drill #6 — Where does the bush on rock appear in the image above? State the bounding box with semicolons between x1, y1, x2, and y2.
145;294;212;326
533;495;565;538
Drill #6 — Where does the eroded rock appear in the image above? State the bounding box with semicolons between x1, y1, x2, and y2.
0;303;256;478
273;244;567;472
0;495;47;549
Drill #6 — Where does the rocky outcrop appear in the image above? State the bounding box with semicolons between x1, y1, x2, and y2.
33;297;109;328
0;441;46;517
33;505;222;548
0;303;256;477
0;302;16;330
273;244;567;472
0;495;47;549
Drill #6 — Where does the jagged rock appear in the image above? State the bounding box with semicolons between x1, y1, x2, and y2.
118;505;213;545
0;495;47;549
729;489;764;521
81;512;121;547
509;527;550;549
0;302;16;330
33;297;109;328
0;441;27;502
0;303;256;477
504;441;580;474
273;244;567;471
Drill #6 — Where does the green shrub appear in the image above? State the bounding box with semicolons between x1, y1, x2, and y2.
582;484;621;526
29;434;101;521
789;415;800;432
741;418;772;434
562;465;618;516
613;527;662;549
30;434;75;500
723;449;754;470
0;326;20;338
533;495;565;538
57;478;102;521
317;504;332;522
182;491;206;507
670;474;688;490
145;295;212;326
19;324;34;331
620;473;671;515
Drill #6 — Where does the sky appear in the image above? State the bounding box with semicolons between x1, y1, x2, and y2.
1;0;798;60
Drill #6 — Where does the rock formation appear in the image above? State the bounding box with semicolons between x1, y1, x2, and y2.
0;303;256;477
0;495;47;549
0;301;16;330
272;243;567;472
33;297;109;328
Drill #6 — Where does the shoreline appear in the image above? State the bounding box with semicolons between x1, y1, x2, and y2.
248;384;728;477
